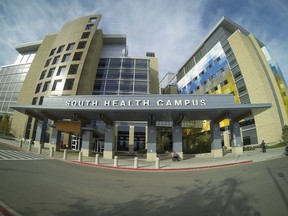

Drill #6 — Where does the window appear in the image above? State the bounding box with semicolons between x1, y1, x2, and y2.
107;69;120;79
135;59;148;69
35;83;42;93
68;64;78;75
120;80;133;92
49;48;56;56
39;96;44;105
57;45;65;53
110;59;121;68
199;71;204;77
134;81;148;92
44;59;51;67
193;76;198;81
40;71;46;80
73;52;83;61
95;69;106;79
62;54;70;62
121;69;134;79
85;24;94;30
32;97;38;105
56;66;66;76
66;43;75;51
47;68;55;78
42;81;51;92
98;59;109;68
52;56;60;64
77;41;87;49
89;17;97;22
135;70;147;80
52;79;62;91
122;59;134;68
63;79;74;90
81;32;90;39
105;80;119;91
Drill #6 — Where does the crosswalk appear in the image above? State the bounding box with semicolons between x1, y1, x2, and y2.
0;150;52;160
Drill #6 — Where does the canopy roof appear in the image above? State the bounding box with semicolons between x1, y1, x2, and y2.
11;94;271;124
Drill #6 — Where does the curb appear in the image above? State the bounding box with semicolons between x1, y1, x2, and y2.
68;159;254;172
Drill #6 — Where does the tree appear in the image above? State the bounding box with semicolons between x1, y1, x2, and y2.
282;125;288;145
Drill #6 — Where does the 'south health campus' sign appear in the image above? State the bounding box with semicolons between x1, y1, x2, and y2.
42;94;237;111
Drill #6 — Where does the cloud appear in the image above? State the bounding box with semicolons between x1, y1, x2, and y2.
0;0;287;81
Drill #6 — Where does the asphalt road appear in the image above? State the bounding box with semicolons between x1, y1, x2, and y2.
0;142;288;216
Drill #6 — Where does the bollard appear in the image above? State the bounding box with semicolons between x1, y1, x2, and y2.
38;146;42;154
134;157;139;168
95;154;99;164
63;149;67;160
50;147;54;157
19;140;23;148
155;157;160;169
114;156;118;167
28;142;32;151
78;152;82;162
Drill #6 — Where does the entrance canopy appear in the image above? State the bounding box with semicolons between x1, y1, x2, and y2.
11;94;271;124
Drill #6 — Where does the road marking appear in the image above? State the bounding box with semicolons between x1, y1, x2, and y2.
0;150;51;160
0;201;22;216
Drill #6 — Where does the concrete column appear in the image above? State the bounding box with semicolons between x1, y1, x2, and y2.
50;128;61;151
103;125;115;159
210;121;223;157
129;126;135;153
230;120;243;155
81;130;92;156
147;125;157;161
35;119;47;147
172;124;183;159
223;130;230;149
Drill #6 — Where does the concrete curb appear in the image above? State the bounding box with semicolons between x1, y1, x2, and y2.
67;159;254;172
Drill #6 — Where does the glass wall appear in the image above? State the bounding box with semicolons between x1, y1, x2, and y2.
93;58;150;95
0;53;35;114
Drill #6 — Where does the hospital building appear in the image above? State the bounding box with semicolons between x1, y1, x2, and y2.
0;15;286;160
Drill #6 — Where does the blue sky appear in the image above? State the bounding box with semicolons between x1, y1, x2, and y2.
0;0;287;80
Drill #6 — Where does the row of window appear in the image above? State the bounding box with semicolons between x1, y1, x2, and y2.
93;80;148;93
179;66;226;93
48;41;87;57
39;64;79;80
45;51;83;68
35;78;74;94
96;69;148;80
98;58;149;69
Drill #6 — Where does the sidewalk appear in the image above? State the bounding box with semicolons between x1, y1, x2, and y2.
1;138;287;171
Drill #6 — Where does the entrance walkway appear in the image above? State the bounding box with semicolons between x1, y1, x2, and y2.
1;138;286;171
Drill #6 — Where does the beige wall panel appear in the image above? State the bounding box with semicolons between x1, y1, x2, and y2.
228;30;287;143
149;58;159;94
11;34;57;138
55;121;81;133
77;30;103;95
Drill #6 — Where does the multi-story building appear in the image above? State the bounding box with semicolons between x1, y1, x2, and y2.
167;16;288;146
8;15;159;156
0;41;40;115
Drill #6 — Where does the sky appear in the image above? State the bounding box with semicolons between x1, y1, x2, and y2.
0;0;288;81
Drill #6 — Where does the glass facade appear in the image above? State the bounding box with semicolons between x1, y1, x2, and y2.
93;58;150;95
0;53;35;114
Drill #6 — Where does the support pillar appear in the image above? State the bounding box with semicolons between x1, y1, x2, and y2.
129;126;135;153
50;128;61;151
81;129;93;156
210;121;223;157
103;125;115;159
147;125;157;161
223;130;230;149
172;124;183;159
230;120;243;155
35;118;48;148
